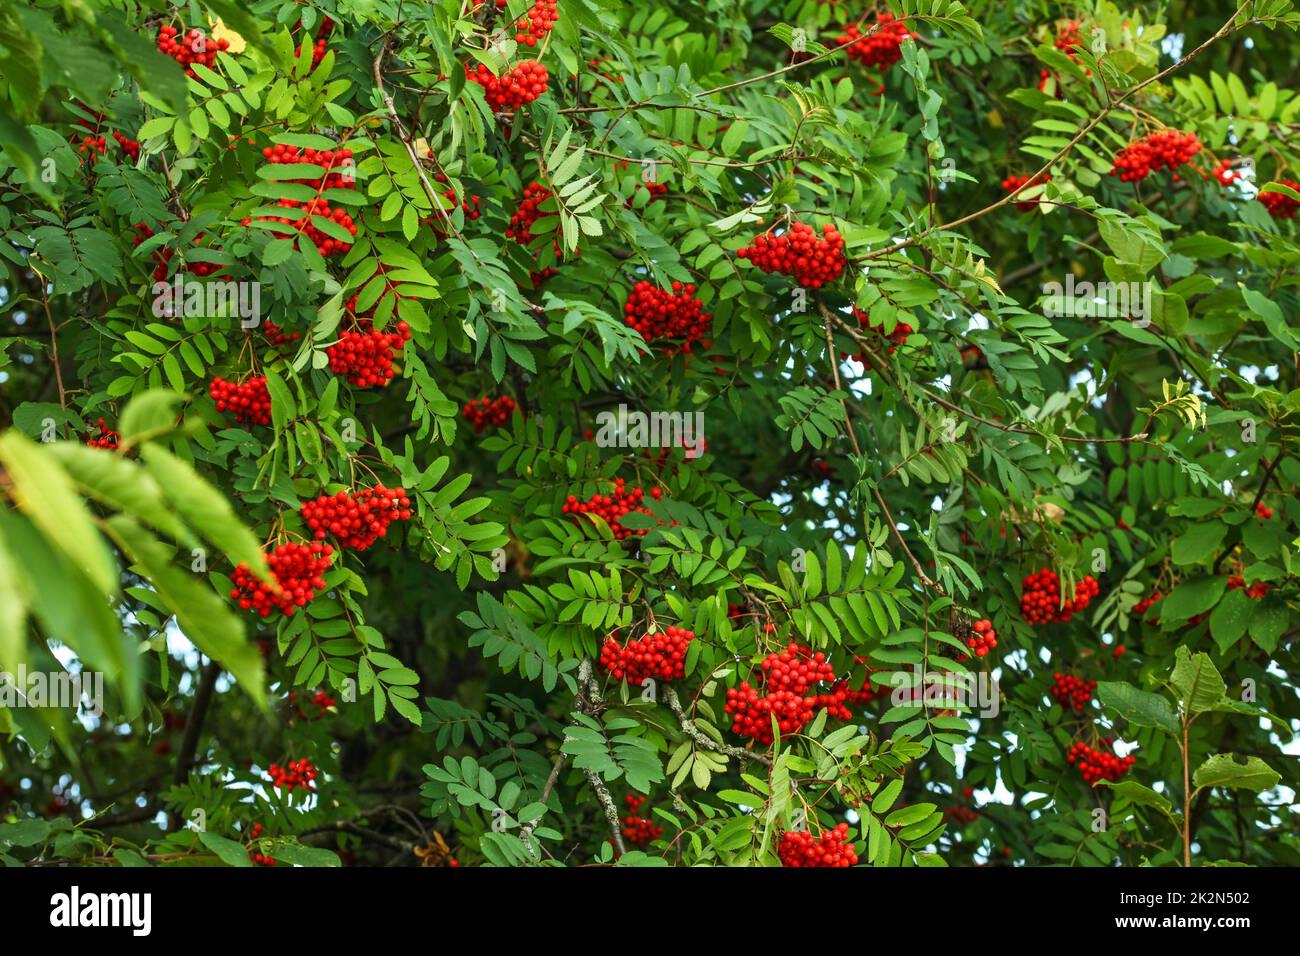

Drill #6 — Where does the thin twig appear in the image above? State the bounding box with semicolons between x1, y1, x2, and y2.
664;686;772;767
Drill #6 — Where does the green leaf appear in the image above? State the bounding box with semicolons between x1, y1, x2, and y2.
118;389;186;445
1100;779;1179;822
46;443;187;540
0;522;29;673
140;444;269;579
0;510;135;705
266;841;342;867
1169;646;1227;716
199;831;254;867
1161;576;1227;623
0;430;117;596
1171;521;1226;565
1096;681;1179;735
1192;754;1281;793
105;516;265;709
1208;588;1251;651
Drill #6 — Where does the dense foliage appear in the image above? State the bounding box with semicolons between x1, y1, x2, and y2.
0;0;1298;868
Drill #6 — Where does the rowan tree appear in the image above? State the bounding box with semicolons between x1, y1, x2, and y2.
0;0;1297;868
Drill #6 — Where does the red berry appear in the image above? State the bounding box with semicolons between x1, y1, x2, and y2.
462;395;519;432
1019;568;1100;625
777;822;858;867
210;375;273;427
230;542;335;618
1110;130;1201;183
266;757;318;792
466;59;550;112
835;13;911;95
736;221;845;288
1066;740;1135;785
562;477;669;541
599;626;694;684
85;417;120;450
622;281;713;353
1259;181;1300;219
1049;672;1096;712
299;486;413;551
1002;172;1053;211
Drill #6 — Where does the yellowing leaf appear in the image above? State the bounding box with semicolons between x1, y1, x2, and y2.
211;18;246;53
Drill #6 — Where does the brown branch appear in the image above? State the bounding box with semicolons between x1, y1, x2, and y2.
861;3;1252;262
574;659;625;855
39;287;66;410
371;35;464;244
172;660;220;787
519;751;567;858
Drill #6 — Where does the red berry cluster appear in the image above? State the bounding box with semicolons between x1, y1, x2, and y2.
433;171;481;226
511;0;559;46
599;626;694;684
620;794;663;847
725;643;850;745
156;25;230;77
288;689;337;723
944;787;980;825
845;305;912;361
623;281;713;351
1002;173;1053;211
113;131;141;161
300;486;413;551
507;181;555;245
210;375;272;427
462;395;518;432
830;657;883;706
86;418;120;450
77;135;107;163
1067;739;1135;784
837;13;911;70
1255;503;1273;519
777;823;858;867
466;60;550;111
645;179;669;198
1211;159;1240;187
964;618;998;658
326;316;412;388
230;541;334;618
1227;574;1270;599
247;823;274;866
1038;20;1092;92
1133;591;1163;623
944;804;978;824
241;144;357;258
267;758;318;791
1020;568;1100;624
132;222;224;280
1050;673;1096;712
132;222;170;280
737;222;845;288
1259;182;1300;219
507;182;569;284
262;321;302;348
295;16;335;70
1110;130;1202;183
260;143;355;188
562;478;663;540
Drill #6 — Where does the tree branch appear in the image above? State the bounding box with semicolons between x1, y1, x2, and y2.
664;686;772;767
